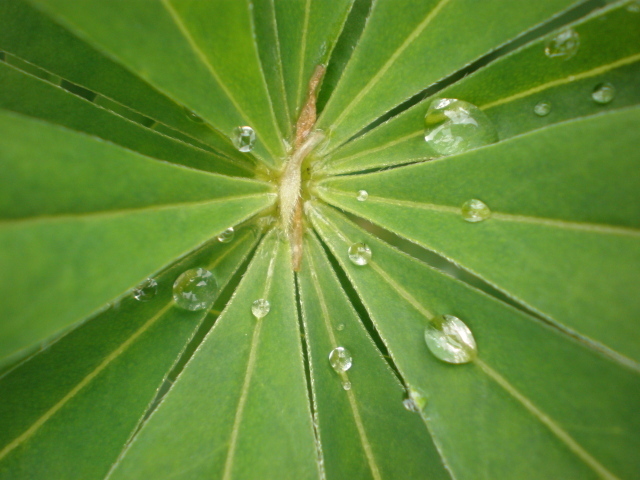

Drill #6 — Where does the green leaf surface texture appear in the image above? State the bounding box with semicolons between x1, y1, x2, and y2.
0;0;638;478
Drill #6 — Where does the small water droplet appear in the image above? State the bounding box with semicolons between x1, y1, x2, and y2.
545;29;580;59
424;98;498;156
348;243;372;266
217;227;235;243
592;82;616;105
133;278;158;302
627;1;640;13
533;101;551;117
251;298;271;318
329;346;353;373
336;323;345;331
356;190;368;202
233;126;256;152
403;387;428;412
183;107;204;123
342;381;352;391
424;315;477;364
173;268;218;311
461;199;491;223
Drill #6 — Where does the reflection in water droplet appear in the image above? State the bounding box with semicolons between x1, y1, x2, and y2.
251;298;271;318
424;98;498;156
173;268;218;311
342;381;352;391
545;29;580;59
424;315;477;364
329;346;353;373
336;323;345;331
133;278;158;302
461;199;491;223
357;190;369;202
348;243;372;266
183;107;205;123
592;83;616;105
233;126;256;152
217;227;235;243
534;102;551;117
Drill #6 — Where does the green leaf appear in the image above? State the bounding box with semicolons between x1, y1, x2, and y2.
316;0;580;150
324;1;640;174
298;233;451;479
310;203;640;480
0;226;258;480
319;107;640;365
108;232;320;480
0;111;273;359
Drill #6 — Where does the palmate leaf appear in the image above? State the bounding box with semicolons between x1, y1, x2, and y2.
1;0;639;479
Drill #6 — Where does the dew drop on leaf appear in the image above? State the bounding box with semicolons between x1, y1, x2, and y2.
336;323;345;331
233;126;256;152
183;107;205;123
342;381;352;391
356;190;369;202
173;268;218;311
329;346;353;373
217;227;235;243
544;29;580;59
348;242;372;266
461;199;491;222
251;298;271;318
403;386;428;412
592;82;616;105
534;101;551;117
424;314;477;364
133;278;158;302
424;98;498;156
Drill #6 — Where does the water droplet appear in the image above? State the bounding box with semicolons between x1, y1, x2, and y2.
329;346;353;373
461;199;491;223
233;126;256;152
592;82;616;105
533;102;551;117
251;298;271;318
183;107;204;123
348;243;372;266
217;227;235;243
342;381;352;391
403;387;428;412
424;315;477;364
424;98;498;156
173;268;218;311
545;29;580;59
356;190;368;202
627;1;640;13
336;323;345;331
133;278;158;302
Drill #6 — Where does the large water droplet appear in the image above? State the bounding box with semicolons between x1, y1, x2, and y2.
251;299;271;318
424;99;498;156
461;199;491;223
233;126;256;152
217;227;235;243
173;268;218;311
425;315;477;364
348;242;372;266
357;190;369;202
183;107;205;123
592;83;615;105
133;278;158;302
545;29;580;59
329;346;353;373
534;101;551;117
403;386;428;413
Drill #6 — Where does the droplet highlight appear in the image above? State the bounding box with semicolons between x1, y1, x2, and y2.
348;243;372;266
533;102;551;117
356;190;369;202
217;227;235;243
133;278;158;302
173;268;218;311
461;199;491;223
233;126;256;152
424;98;498;156
329;346;353;373
424;315;477;364
545;29;580;59
591;83;615;105
251;298;271;319
183;107;205;123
